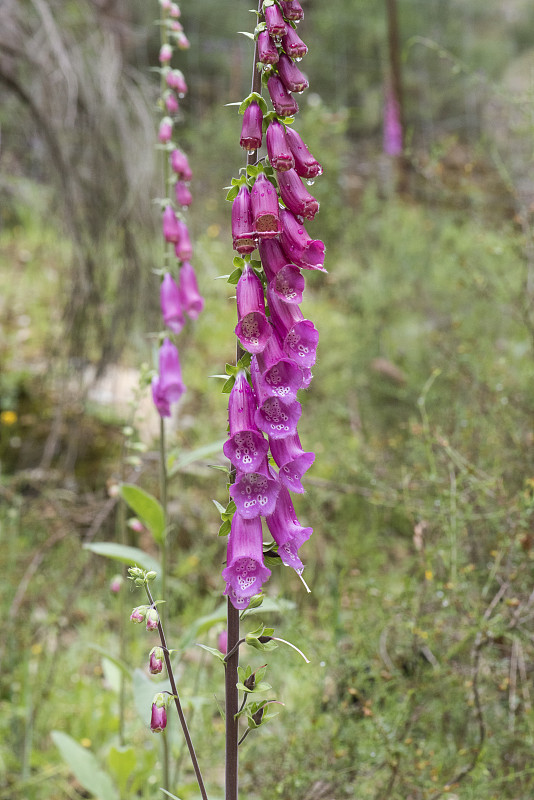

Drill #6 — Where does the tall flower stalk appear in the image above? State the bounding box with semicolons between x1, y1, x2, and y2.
222;0;324;795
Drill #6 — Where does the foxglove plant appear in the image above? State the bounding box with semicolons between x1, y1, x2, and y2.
220;0;324;794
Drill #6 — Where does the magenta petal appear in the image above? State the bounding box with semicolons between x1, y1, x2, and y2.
229;460;281;518
264;3;286;37
223;429;269;473
162;205;180;244
259;238;294;281
151;376;171;417
235;264;272;353
255;337;304;401
266;485;312;569
174;220;193;262
175;181;192;207
160;273;185;334
250;173;281;238
222;514;271;600
279;208;326;271
277;169;319;220
267;289;319;368
240;102;263;151
267;75;299;118
254;395;302;439
266;120;294;172
269;433;315;493
284;126;323;179
170;149;192;180
281;26;307;58
277;54;309;94
178;262;204;319
280;0;304;21
270;265;305;304
158;337;186;402
258;30;279;65
232;185;256;254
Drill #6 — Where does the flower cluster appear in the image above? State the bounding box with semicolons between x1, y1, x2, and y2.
152;0;204;418
223;0;322;609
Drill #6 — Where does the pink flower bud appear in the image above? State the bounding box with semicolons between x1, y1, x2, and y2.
281;26;307;58
160;272;185;334
130;606;148;624
218;630;228;654
277;53;309;94
266;120;294;172
149;646;164;674
128;517;145;533
284;126;322;179
170;2;181;17
264;3;286;37
165;92;180;114
159;44;173;63
176;32;190;50
110;574;123;593
277;168;319;220
146;608;159;631
151;693;168;732
159;117;173;143
170;149;192;180
166;69;188;95
280;0;304;21
175;180;192;207
162;205;180;244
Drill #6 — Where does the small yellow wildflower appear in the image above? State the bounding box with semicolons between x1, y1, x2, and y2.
0;410;17;426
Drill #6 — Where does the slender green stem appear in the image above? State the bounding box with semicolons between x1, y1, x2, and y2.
145;584;209;800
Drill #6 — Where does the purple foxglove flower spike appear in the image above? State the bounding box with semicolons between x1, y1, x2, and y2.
280;0;304;21
170;149;193;180
240;102;263;151
383;84;403;156
151;337;186;417
267;287;319;368
162;205;180;244
250;173;281;238
266;485;312;570
151;694;168;733
277;168;319;220
279;207;325;271
160;272;185;334
165;92;180;114
175;180;192;207
281;26;307;58
174;219;193;261
266;119;294;172
284;126;322;179
269;432;315;493
178;261;204;319
223;371;269;473
267;75;299;117
264;3;287;38
277;54;309;94
159;117;173;143
235;264;272;353
222;515;271;606
229;457;281;518
255;334;304;401
149;646;164;674
257;30;279;65
166;69;188;95
232;185;256;254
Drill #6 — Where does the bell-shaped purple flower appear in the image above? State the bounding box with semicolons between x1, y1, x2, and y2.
266;120;294;172
258;237;293;278
280;0;304;21
170;149;193;180
264;3;286;37
235;264;272;353
175;180;192;207
277;54;309;94
229;457;281;518
232;185;256;254
268;287;319;368
383;84;403;156
178;261;204;319
174;220;193;261
270;264;305;304
281;26;307;58
145;608;159;631
149;646;164;675
269;433;315;493
160;272;184;334
284;126;322;179
151;693;168;733
255;334;303;401
250;173;281;238
277;168;319;220
222;515;271;607
267;75;299;117
151;338;186;417
223;371;269;473
254;394;302;439
266;485;312;570
258;30;279;65
162;205;180;244
240;102;263;151
166;69;188;95
158;117;173;143
279;208;326;271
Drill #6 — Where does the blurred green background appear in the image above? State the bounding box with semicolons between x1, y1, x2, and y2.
2;0;534;798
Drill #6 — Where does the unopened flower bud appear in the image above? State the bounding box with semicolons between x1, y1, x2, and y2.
244;672;256;690
165;92;180;114
169;2;180;17
128;517;145;534
151;692;168;732
110;574;123;594
176;32;190;50
149;646;164;674
252;706;265;725
159;117;173;143
146;608;159;631
146;571;157;581
130;606;148;623
159;44;173;64
128;566;144;578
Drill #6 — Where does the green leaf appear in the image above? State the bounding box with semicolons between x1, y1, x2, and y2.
233;256;245;268
87;645;132;679
101;657;123;694
51;731;119;800
219;519;231;537
238;30;255;40
196;643;226;663
227;268;243;285
212;499;226;514
160;791;183;800
226;185;239;201
83;542;161;577
120;485;165;545
222;376;235;393
106;746;137;797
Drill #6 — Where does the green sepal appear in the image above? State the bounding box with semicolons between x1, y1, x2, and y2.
238;30;255;40
219;519;232;537
196;643;226;664
226;185;239;201
239;91;268;116
212;499;226;514
222;376;235;393
236;680;272;694
227;268;243;285
233;256;246;269
254;21;267;36
263;0;275;8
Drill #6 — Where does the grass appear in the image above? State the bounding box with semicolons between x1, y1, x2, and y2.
3;152;534;798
